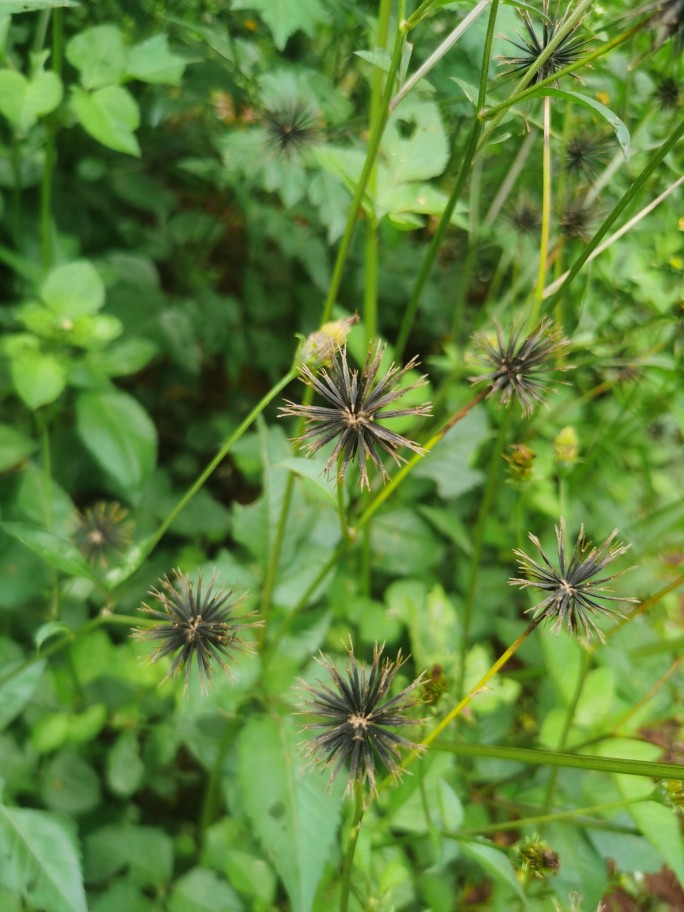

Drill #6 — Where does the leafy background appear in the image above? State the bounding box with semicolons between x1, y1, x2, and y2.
0;0;682;910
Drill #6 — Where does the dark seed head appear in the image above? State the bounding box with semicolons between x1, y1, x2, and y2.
299;640;425;794
134;570;263;693
509;519;638;641
262;101;318;157
73;501;132;567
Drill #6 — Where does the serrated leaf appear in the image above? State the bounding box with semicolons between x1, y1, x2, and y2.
0;806;87;912
75;389;157;495
126;34;186;85
71;85;140;157
0;521;101;584
525;87;630;159
231;0;328;51
10;349;66;409
237;714;343;912
383;97;449;183
66;24;126;89
413;408;489;498
41;260;105;316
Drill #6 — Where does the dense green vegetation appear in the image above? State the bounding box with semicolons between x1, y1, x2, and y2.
0;1;682;910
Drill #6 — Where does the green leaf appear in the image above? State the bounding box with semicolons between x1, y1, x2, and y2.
460;841;526;902
382;98;449;183
41;750;101;814
413;409;489;498
0;0;76;11
168;868;242;912
71;85;140;157
0;657;44;731
353;48;392;72
41;260;105;316
66;25;126;89
75;389;157;495
10;349;66;409
231;0;328;50
237;714;343;912
0;521;101;584
126;34;186;85
525;87;630;159
0;805;88;912
34;621;72;651
0;69;62;132
624;801;684;883
0;424;36;471
107;730;145;798
273;457;337;506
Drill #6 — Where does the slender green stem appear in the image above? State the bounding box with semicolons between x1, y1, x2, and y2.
260;476;295;626
0;613;145;689
543;648;590;812
457;797;646;836
340;779;365;912
544;116;684;315
363;0;391;345
395;0;500;358
457;408;511;698
433;740;684;781
530;95;552;326
40;9;62;270
614;573;684;632
319;23;405;326
37;413;60;619
336;457;352;541
450;156;482;341
132;367;298;580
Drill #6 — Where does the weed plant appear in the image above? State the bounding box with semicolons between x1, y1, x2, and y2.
0;1;682;910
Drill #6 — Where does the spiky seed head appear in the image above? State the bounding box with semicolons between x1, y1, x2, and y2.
653;75;680;108
517;835;561;879
508;198;541;235
509;519;638;641
73;501;132;567
134;570;263;693
564;132;608;182
262;100;318;157
559;201;595;241
299;640;425;794
279;342;432;489
470;319;570;417
498;0;592;86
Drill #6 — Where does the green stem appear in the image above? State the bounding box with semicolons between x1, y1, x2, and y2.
319;22;405;326
530;95;552;326
544;116;684;315
0;613;145;689
363;0;391;346
340;779;365;912
543;648;590;812
395;0;500;358
134;367;298;580
40;9;62;270
336;456;351;541
434;740;684;781
457;407;511;698
450;155;482;341
457;797;647;836
37;412;59;619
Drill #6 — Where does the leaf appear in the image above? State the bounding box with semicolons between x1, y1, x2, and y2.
75;389;157;495
0;805;88;912
66;24;126;89
10;349;66;409
0;424;36;471
231;0;328;51
41;260;105;316
167;868;242;912
0;0;76;11
353;48;392;72
107;730;145;798
382;98;449;183
126;34;186;85
413;408;489;498
34;621;72;651
0;521;101;584
525;87;630;159
460;841;527;902
237;714;343;912
0;69;62;132
41;750;101;814
0;658;44;731
70;85;140;157
273;457;337;506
